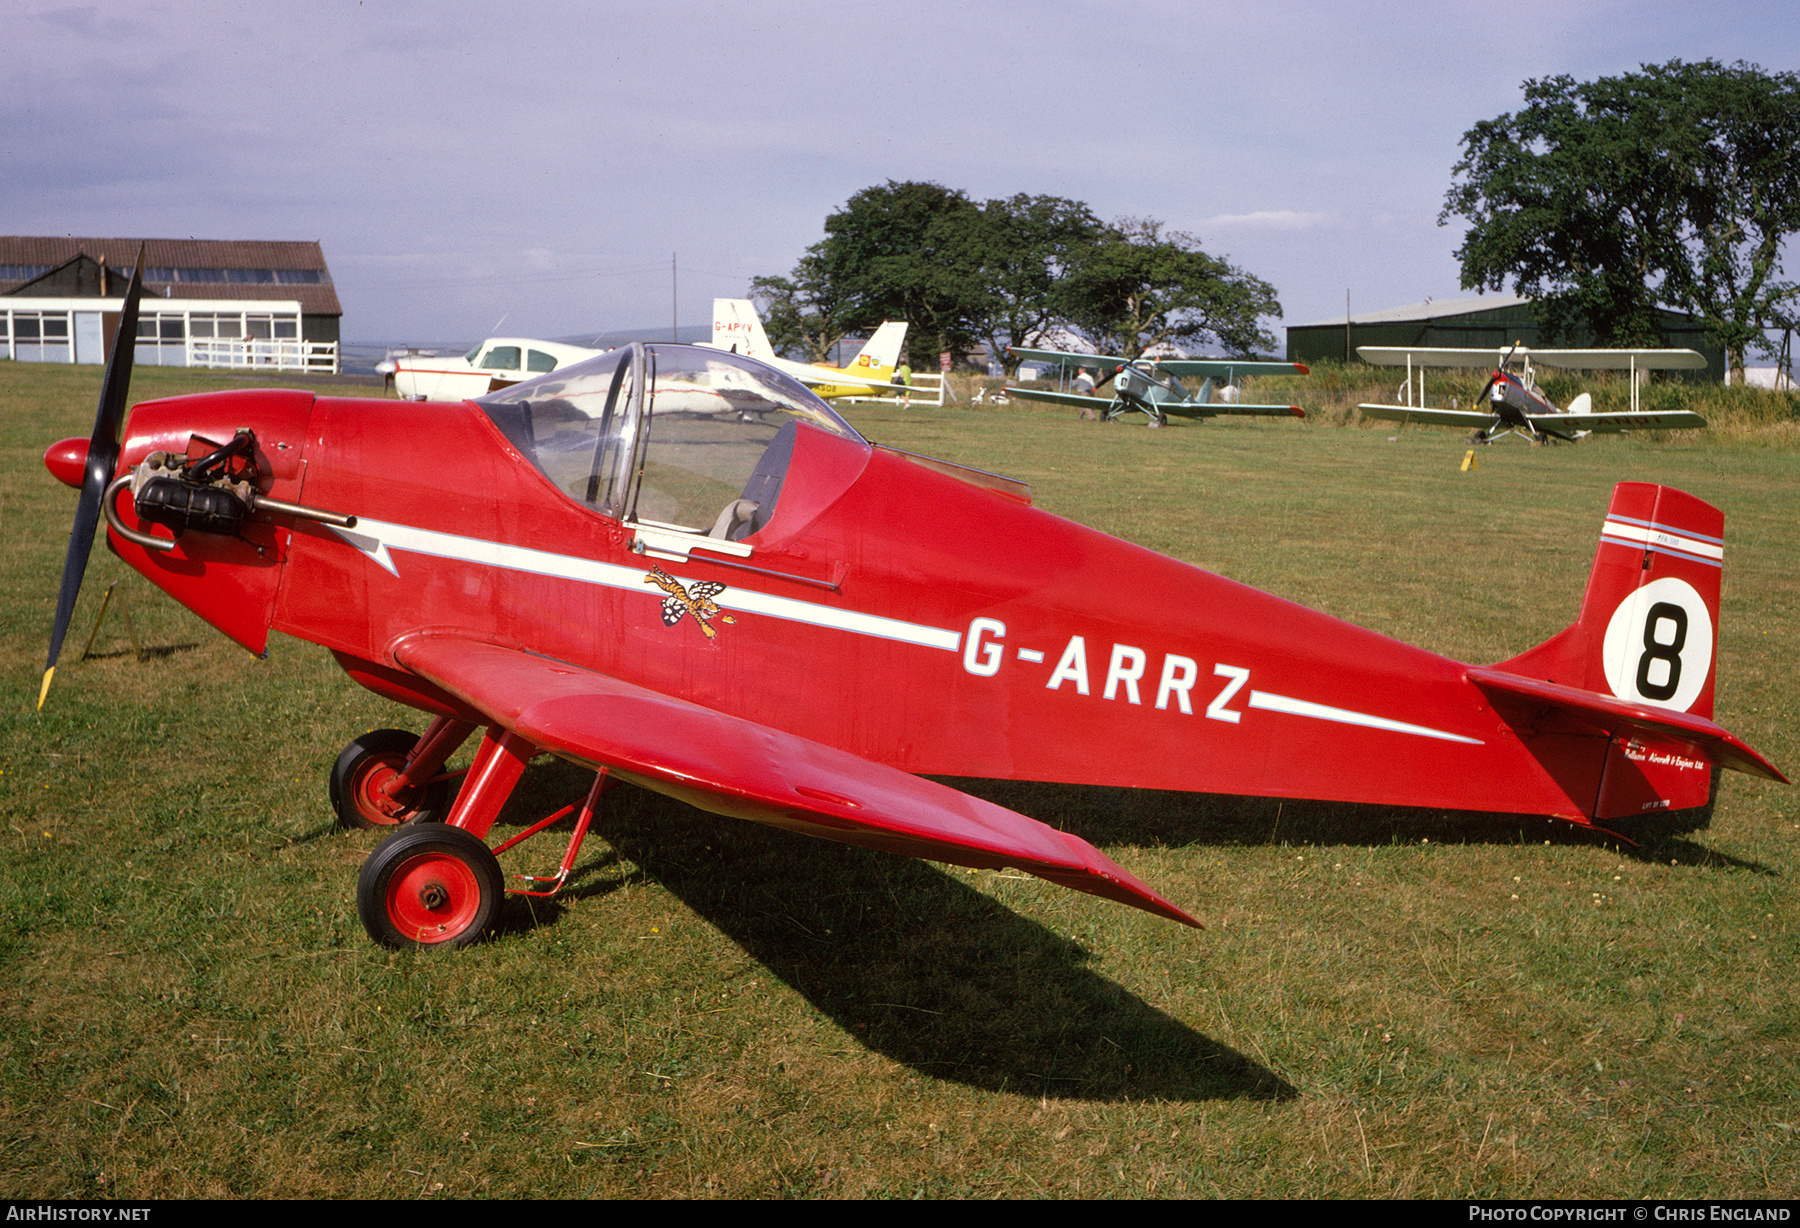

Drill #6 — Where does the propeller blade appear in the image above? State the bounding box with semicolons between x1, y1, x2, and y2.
40;245;146;710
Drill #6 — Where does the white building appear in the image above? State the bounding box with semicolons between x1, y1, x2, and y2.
1;238;342;373
1;294;333;373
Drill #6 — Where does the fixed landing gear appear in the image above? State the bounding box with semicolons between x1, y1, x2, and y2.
330;729;448;828
357;823;503;949
329;717;476;829
345;724;614;950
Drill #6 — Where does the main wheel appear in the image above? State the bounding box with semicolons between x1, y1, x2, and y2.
329;729;450;829
357;824;504;949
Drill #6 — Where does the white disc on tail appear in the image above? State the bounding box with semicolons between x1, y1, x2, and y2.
1601;576;1712;712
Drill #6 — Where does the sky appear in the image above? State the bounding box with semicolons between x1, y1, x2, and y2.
7;0;1799;348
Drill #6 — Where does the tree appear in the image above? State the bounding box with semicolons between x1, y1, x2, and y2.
805;180;990;364
963;194;1106;375
749;257;857;364
1054;218;1281;359
1443;60;1800;374
757;185;1283;369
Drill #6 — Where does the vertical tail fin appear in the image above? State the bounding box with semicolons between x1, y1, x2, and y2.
711;299;776;362
849;321;909;373
1480;484;1751;822
1498;483;1724;720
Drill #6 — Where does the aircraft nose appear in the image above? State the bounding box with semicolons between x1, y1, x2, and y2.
44;437;90;489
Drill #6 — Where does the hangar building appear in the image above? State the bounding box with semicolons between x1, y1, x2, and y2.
1286;294;1724;382
1;237;342;374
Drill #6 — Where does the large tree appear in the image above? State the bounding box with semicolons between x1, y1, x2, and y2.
1443;60;1800;373
804;180;990;364
1054;218;1281;359
749;256;858;365
758;185;1283;368
964;193;1106;374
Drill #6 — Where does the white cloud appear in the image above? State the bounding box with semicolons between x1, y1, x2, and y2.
1201;211;1334;232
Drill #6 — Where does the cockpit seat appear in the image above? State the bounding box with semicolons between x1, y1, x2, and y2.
709;499;760;540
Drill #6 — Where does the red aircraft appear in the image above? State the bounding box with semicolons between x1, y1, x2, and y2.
42;262;1786;950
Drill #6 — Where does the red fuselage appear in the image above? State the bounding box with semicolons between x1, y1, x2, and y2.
104;388;1718;825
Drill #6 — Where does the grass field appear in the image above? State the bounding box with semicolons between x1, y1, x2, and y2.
2;362;1796;1198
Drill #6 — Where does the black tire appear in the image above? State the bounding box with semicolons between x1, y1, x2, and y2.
356;824;503;950
329;728;450;830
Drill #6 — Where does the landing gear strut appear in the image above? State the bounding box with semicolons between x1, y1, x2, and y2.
349;725;615;949
329;717;475;828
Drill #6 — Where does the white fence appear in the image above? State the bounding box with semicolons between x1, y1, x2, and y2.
842;372;946;407
184;337;339;374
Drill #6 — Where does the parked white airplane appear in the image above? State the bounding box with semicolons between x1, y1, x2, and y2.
383;337;608;401
707;299;911;399
1356;345;1710;443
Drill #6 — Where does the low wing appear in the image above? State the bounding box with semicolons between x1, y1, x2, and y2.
1159;401;1305;421
804;370;918;394
1358;345;1708;371
1358;402;1496;428
394;636;1199;927
1008;386;1303;420
1004;386;1113;411
1359;402;1707;433
1559;409;1708;433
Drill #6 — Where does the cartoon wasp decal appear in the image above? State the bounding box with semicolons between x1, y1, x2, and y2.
645;566;737;639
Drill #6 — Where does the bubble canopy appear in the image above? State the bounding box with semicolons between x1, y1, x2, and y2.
477;343;867;539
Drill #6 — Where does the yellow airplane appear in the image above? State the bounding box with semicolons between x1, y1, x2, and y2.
708;299;910;399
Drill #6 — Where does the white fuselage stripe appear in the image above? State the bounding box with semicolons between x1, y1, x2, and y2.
334;519;1481;741
1247;691;1484;744
332;518;962;651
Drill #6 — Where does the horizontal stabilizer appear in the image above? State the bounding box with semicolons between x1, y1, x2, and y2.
395;635;1200;927
1467;666;1786;783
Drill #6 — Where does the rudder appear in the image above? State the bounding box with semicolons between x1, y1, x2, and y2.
1497;482;1723;721
1487;483;1739;822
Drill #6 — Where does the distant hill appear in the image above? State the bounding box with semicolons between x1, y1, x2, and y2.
563;323;712;348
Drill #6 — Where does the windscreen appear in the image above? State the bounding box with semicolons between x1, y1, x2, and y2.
478;344;865;535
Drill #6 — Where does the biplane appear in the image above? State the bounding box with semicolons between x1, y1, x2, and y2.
1356;344;1710;443
41;258;1784;950
1004;346;1310;427
708;299;912;399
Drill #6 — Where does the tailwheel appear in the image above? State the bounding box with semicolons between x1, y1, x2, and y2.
357;824;503;949
330;729;450;829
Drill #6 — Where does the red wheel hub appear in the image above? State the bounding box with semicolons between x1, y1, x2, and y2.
384;852;483;944
351;756;414;824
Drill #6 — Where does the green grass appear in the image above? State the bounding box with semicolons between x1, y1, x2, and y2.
2;361;1796;1198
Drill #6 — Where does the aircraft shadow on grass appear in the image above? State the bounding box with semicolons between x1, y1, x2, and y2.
489;760;1294;1104
935;776;1773;872
466;761;1769;1099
